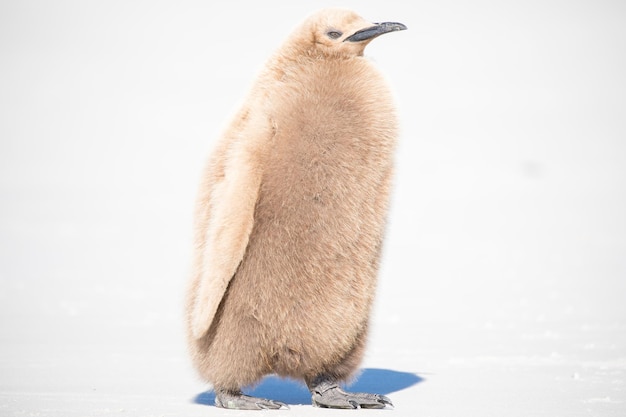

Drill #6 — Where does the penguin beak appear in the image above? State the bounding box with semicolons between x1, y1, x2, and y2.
344;22;407;42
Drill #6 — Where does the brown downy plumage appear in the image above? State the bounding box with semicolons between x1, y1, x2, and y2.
185;8;405;409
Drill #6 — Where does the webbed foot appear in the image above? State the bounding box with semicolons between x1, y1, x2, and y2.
307;377;393;409
215;388;289;410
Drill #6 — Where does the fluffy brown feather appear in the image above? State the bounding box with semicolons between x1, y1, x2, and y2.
186;8;399;392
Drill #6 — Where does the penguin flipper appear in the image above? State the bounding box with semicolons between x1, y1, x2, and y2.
191;138;264;340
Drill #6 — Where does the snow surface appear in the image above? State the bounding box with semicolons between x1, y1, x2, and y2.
1;1;625;416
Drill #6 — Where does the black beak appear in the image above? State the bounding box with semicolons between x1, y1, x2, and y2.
344;22;407;43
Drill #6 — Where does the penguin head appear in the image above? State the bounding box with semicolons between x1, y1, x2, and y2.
297;8;406;57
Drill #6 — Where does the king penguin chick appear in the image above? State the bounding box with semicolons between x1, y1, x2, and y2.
186;8;406;410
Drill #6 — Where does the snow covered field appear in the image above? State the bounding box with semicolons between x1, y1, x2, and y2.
1;1;625;416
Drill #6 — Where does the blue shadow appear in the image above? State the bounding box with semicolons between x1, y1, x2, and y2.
193;368;422;406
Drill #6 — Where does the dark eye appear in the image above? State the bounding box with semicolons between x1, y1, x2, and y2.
326;30;343;40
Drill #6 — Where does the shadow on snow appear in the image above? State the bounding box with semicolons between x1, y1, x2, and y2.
193;368;423;406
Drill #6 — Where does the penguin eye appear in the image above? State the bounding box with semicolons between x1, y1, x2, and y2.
326;30;343;40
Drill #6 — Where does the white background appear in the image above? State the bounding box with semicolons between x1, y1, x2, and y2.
1;0;625;415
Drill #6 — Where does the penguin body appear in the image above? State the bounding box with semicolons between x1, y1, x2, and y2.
185;8;405;409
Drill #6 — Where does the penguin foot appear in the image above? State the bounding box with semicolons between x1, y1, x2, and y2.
214;388;289;410
307;378;393;409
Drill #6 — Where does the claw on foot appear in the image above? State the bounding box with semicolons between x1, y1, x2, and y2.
308;378;393;409
215;388;289;410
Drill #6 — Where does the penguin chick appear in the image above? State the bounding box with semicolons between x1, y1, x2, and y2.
186;8;406;410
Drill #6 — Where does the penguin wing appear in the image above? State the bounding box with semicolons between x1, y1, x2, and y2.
190;139;264;339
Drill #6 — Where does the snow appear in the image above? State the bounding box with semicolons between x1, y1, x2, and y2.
1;1;625;416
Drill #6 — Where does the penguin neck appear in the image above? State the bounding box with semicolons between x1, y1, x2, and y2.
266;41;361;83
